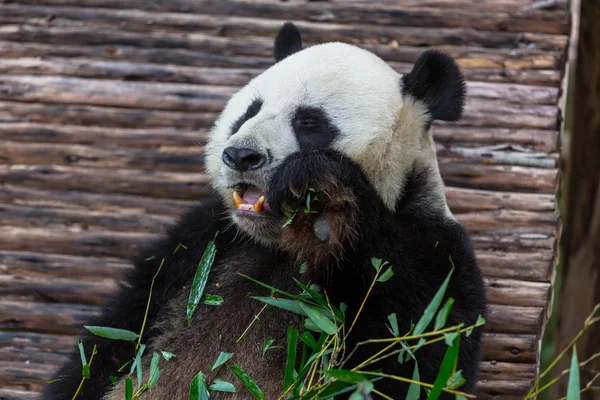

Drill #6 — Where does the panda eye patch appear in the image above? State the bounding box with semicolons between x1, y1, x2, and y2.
230;98;263;135
292;106;340;150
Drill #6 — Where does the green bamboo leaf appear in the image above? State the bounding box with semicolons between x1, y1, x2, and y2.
446;370;466;390
326;370;370;384
300;331;318;350
406;363;420;400
349;382;374;400
109;376;117;384
82;364;90;379
427;332;460;400
262;338;276;355
187;232;218;322
209;379;236;393
202;294;223;306
210;352;233;371
387;313;399;337
189;372;210;400
294;279;344;323
377;266;394;282
444;332;459;347
148;352;161;389
230;364;264;400
434;298;455;330
77;339;87;367
240;273;319;305
125;378;133;400
304;318;322;333
161;351;175;361
298;303;337;335
84;326;139;341
284;327;299;391
250;297;308;316
371;258;383;272
130;344;145;388
566;346;581;400
413;269;454;335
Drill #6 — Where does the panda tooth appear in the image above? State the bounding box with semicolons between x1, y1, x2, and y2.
253;196;265;212
233;191;245;208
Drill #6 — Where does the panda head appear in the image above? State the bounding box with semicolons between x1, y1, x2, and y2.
205;22;465;244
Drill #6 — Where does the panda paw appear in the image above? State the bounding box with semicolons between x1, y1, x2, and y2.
268;150;366;264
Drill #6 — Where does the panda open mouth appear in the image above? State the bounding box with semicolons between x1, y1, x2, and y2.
232;184;270;213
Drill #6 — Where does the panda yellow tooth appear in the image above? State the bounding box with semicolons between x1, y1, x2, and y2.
253;196;265;212
233;191;245;208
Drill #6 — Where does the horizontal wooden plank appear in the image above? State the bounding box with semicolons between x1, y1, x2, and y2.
485;278;551;307
455;209;556;234
0;331;77;355
0;165;210;199
481;333;537;363
0;347;69;365
0;4;569;50
478;361;536;381
476;250;554;282
476;379;533;398
0;57;562;87
0;0;570;34
437;146;557;169
0;361;56;392
0;388;40;400
0;141;205;173
0;275;118;306
471;232;555;253
0;185;192;216
0;250;130;281
433;126;559;152
486;304;544;335
446;187;556;213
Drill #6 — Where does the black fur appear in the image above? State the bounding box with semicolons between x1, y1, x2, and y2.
292;106;341;150
42;151;486;400
402;50;466;122
273;22;303;62
230;98;262;135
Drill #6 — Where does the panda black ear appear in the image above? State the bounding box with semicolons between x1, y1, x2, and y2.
401;50;466;122
274;22;303;62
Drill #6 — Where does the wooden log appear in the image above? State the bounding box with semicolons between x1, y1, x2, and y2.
484;278;551;307
0;141;205;173
0;347;69;365
0;0;570;34
476;380;533;398
465;81;558;105
0;203;175;233
0;388;40;400
0;185;192;216
478;361;536;381
0;4;568;50
433;126;559;153
0;56;561;87
0;76;235;112
0;300;100;335
455;209;556;234
437;145;558;169
0;251;130;281
485;304;544;335
475;250;554;282
0;227;157;258
471;232;555;253
0;275;119;306
0;122;207;148
481;333;537;363
439;163;558;193
0;361;56;392
455;100;558;130
0;331;77;355
0;165;210;199
0;100;217;129
445;187;556;213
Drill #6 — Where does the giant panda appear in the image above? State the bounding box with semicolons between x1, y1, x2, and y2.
42;23;487;400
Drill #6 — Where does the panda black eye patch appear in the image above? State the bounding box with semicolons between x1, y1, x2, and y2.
292;106;340;150
230;98;263;135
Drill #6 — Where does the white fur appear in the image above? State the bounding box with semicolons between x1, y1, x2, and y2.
205;42;452;223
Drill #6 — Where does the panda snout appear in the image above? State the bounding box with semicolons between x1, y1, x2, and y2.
222;146;267;172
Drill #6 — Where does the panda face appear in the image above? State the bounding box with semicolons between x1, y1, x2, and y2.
204;24;465;244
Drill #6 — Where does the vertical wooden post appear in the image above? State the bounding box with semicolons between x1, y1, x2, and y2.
554;0;600;397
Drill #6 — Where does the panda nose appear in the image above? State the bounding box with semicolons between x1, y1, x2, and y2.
222;147;267;172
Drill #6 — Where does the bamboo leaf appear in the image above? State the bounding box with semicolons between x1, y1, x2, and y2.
81;364;90;379
262;338;276;355
434;298;455;330
377;266;394;282
125;378;133;400
240;273;319;305
387;313;399;337
161;351;175;361
406;363;420;400
187;232;218;322
298;303;337;335
294;279;344;323
202;294;224;306
414;269;454;335
230;364;264;400
130;344;145;388
427;332;460;400
209;379;236;393
84;326;139;341
326;370;370;384
284;327;299;391
300;331;318;350
371;258;383;272
148;352;161;389
210;352;233;371
77;339;87;367
189;372;210;400
566;346;581;400
446;370;466;390
250;297;307;316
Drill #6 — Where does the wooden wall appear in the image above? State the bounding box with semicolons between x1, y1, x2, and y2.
0;1;569;399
